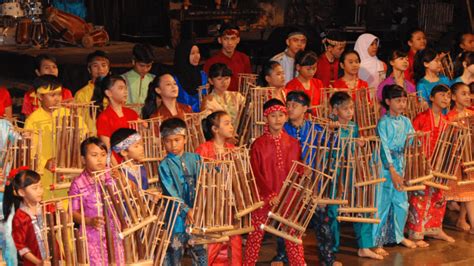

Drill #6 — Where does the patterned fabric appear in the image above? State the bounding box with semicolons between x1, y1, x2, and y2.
163;232;207;266
310;206;336;265
202;91;245;124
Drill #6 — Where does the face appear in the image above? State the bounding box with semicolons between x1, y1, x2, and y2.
264;110;287;133
38;89;62;110
219;34;240;55
286;101;308;121
297;63;317;79
367;39;379;57
19;182;44;204
121;139;145;163
465;62;474;75
265;65;285;88
452;85;471;108
286;35;307;55
460;33;474;52
390;56;409;72
408;31;427;51
82;143;107;172
424;55;442;74
156;74;179;99
341;53;360;76
430;91;451;109
385;96;408;115
163;134;186;155
333;100;354;123
214;114;234;139
133;61;153;77
36;59;59;77
89;58;110;80
328;44;346;59
189;45;201;66
209;76;231;93
105;80;128;104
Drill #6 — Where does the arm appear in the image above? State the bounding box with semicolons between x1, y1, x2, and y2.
158;162;190;215
249;142;273;200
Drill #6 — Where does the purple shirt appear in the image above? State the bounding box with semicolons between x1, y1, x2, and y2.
377;76;416;102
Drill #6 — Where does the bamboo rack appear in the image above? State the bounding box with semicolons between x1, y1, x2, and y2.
459;115;474;186
402;131;432;191
405;93;428;121
184;112;206;152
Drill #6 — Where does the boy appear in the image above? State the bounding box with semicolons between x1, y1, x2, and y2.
316;31;346;88
121;43;156;105
243;99;306;265
271;28;307;84
203;24;252;92
110;128;148;190
328;91;383;260
459;32;474;54
284;91;338;265
25;75;87;200
22;54;74;116
158;118;207;266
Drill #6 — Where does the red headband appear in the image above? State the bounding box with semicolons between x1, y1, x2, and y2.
6;166;29;185
264;105;287;117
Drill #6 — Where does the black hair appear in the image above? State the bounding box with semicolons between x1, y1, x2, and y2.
430;84;450;99
263;98;285;113
329;91;352;108
338;50;360;77
287;27;307;39
406;28;425;44
110;128;139;151
86;50;110;66
219;23;239;36
381;84;407;110
413;48;438;83
132;43;155;64
33;74;62;92
324;31;345;47
388;49;408;62
208;63;233;79
160;117;187;135
202;110;229;141
450;82;470;109
286;91;310;107
34;54;57;71
80;136;108;157
454;52;474;78
141;73;171;119
258;60;281;87
295;50;318;67
3;170;41;221
91;75;126;114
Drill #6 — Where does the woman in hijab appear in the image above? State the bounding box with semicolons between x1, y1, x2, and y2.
174;41;208;112
354;33;387;89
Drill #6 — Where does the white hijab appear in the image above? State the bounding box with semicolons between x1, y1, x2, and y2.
354;33;385;89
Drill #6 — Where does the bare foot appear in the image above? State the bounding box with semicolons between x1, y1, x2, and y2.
448;201;461;211
358;248;384;260
456;219;471;231
431;230;455;243
332;261;343;266
414;240;430;247
374;247;389;256
400;238;417;249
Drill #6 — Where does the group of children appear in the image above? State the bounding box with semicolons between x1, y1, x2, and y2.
0;25;473;266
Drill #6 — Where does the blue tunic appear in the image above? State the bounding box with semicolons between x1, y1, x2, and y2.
175;71;208;112
416;75;450;103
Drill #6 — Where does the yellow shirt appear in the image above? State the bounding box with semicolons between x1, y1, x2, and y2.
74;81;108;136
202;91;245;127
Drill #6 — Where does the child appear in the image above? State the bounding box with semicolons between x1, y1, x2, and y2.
374;84;416;256
404;29;427;84
158;118;207;265
285;50;323;108
445;82;474;234
414;48;451;104
203;24;252;92
69;137;125;265
458;32;474;54
258;60;286;103
143;73;192;120
243;99;305;265
453;52;474;85
354;33;387;89
284;91;340;264
0;87;12;119
4;168;48;266
110;128;148;190
327;91;384;260
22;54;74;116
195;111;242;265
407;85;454;245
174;41;208;112
271;28;307;84
316;31;347;88
201;63;245;125
333;50;369;93
121;43;156;105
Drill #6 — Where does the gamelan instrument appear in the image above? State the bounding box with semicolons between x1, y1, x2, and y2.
402;131;432;191
184;112;206;152
458;115;474;185
405;93;428;121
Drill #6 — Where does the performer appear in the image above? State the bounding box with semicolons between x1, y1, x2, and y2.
110;128;148;190
271;28;307;84
332;50;369;99
258;60;286;103
316;31;346;88
158;118;207;265
174;41;208;112
407;84;454;246
69;137;125;265
0;87;12;119
242;99;305;265
354;33;387;89
5;169;48;266
195;111;242;265
404;29;427;84
203;24;252;92
373;84;417;257
121;43;156;105
452;52;474;85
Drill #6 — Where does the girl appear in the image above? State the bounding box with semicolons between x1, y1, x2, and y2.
195;111;242;265
258;60;286;103
414;48;451;104
445;82;474;234
374;84;416;256
404;29;427;84
377;50;416;102
453;52;474;85
333;50;369;93
4;168;48;266
354;33;387;89
69;137;125;265
201;63;245;126
285;50;323;108
174;41;208;112
142;73;192;120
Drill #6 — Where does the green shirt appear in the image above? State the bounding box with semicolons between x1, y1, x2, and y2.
121;69;155;104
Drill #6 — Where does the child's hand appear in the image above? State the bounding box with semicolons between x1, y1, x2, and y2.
328;121;340;130
421;100;429;111
269;196;280;207
186;209;194;225
86;216;105;228
45;158;56;173
356;138;366;147
390;167;404;191
40;260;51;266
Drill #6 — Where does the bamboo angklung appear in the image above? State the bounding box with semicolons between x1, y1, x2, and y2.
458;115;474;185
237;73;258;97
235;78;256;146
405;93;428;121
401;131;432;191
353;88;379;137
184;112;206;152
